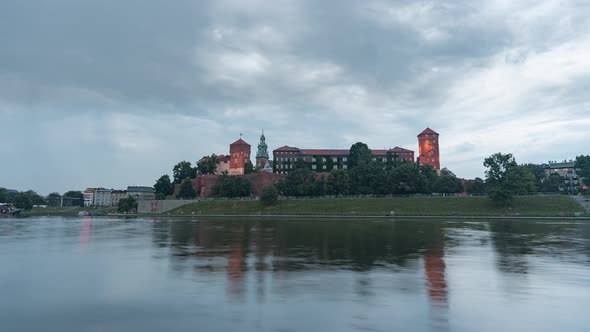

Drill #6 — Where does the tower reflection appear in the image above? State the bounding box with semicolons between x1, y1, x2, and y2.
424;226;448;331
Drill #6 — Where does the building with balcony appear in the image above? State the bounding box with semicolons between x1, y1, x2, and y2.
541;160;584;193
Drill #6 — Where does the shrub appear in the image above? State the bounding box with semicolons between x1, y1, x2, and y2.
260;185;279;206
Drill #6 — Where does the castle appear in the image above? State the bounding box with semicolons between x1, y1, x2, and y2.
216;127;441;175
272;127;440;173
182;128;441;198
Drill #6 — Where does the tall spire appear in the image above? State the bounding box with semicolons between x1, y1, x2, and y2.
256;130;268;158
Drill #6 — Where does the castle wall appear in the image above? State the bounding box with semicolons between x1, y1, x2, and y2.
175;172;285;198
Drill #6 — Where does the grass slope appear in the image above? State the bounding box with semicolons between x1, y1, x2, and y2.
170;196;584;217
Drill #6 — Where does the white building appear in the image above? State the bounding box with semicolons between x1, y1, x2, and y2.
127;186;155;201
94;189;113;206
83;189;95;207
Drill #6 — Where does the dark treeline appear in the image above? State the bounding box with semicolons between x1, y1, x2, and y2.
275;143;464;197
0;189;85;210
156;144;590;205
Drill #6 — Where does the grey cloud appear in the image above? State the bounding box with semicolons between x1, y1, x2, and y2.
0;0;589;193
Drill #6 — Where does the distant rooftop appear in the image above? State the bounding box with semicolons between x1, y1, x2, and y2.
542;161;575;169
275;146;413;156
418;127;439;136
127;186;155;192
230;138;250;146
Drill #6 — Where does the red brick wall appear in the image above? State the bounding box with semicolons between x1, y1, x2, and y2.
174;173;286;198
229;143;251;175
243;173;286;196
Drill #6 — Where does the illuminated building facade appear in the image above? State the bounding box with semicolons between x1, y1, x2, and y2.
417;127;440;170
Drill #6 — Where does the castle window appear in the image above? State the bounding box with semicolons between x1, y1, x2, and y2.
312;165;317;170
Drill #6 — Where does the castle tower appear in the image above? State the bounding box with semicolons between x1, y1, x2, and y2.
417;127;440;170
229;136;251;176
255;131;269;170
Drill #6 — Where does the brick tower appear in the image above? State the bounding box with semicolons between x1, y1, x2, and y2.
229;136;251;175
417;127;440;170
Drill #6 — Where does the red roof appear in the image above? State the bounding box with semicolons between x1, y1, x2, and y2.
391;146;414;153
300;149;349;156
230;138;250;146
274;147;414;156
372;147;414;156
274;146;300;152
418;127;439;136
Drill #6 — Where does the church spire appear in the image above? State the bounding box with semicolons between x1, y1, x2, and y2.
256;131;268;158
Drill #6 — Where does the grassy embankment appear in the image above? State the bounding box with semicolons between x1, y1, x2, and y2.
25;206;116;217
170;196;585;217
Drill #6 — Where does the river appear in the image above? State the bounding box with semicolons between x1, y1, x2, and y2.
1;217;589;331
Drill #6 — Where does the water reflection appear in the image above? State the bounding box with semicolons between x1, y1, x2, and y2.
1;217;589;332
79;219;92;253
424;226;448;331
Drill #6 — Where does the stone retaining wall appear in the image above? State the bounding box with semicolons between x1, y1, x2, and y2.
137;199;195;214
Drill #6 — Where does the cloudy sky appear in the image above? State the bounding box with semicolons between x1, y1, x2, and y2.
1;0;589;194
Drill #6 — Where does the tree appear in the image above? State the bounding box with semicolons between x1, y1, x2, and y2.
177;178;197;199
349;162;372;194
212;175;251;198
575;155;590;179
14;193;33;210
522;163;546;190
173;161;197;184
325;169;350;195
118;196;137;213
504;166;537;194
541;173;562;192
464;178;486;194
310;177;326;196
432;168;464;194
245;160;255;174
26;191;46;206
389;163;427;194
419;164;439;193
154;175;174;196
483;153;533;206
196;155;220;175
260;185;279;206
0;188;7;203
63;190;84;207
64;191;83;199
348;142;372;168
484;153;517;187
276;168;318;197
46;193;62;207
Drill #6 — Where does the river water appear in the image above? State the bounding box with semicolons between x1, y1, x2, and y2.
0;217;589;332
